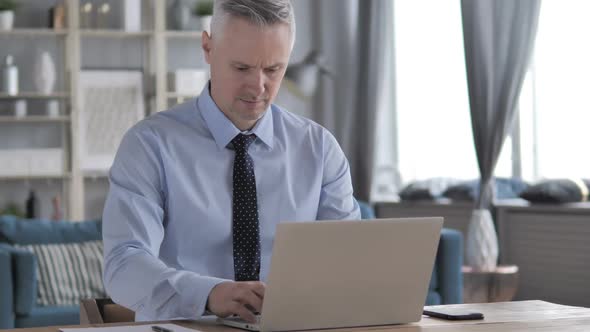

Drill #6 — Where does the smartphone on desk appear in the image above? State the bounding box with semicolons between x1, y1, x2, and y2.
423;308;484;320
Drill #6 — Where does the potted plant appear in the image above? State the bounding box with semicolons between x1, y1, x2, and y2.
0;0;17;30
193;1;213;33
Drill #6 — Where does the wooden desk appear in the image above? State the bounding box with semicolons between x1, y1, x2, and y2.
5;301;590;332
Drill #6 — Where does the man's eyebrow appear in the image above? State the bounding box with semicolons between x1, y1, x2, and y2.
231;61;251;67
230;61;286;68
267;63;285;69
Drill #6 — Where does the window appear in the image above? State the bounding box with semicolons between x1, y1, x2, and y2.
388;0;587;191
518;0;590;179
393;0;513;184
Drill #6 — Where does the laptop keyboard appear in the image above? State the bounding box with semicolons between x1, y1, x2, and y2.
225;315;262;324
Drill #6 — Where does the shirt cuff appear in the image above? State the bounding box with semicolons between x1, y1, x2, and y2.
172;272;231;319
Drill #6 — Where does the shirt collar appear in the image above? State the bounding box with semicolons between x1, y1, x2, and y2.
197;82;274;150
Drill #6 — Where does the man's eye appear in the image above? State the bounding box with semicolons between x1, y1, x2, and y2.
236;67;249;71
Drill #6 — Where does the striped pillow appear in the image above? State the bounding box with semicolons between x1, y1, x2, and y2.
17;241;107;306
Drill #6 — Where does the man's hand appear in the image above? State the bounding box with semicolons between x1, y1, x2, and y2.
207;281;266;323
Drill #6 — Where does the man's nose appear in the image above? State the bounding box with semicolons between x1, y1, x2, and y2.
247;70;265;97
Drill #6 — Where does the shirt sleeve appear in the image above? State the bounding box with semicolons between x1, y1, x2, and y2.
316;130;362;221
102;125;230;320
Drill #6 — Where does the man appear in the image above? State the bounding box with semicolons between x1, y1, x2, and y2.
102;0;360;324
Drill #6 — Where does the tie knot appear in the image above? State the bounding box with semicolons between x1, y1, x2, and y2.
231;133;256;152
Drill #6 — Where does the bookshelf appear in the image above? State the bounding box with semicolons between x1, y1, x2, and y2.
0;28;68;36
0;115;70;123
0;0;207;219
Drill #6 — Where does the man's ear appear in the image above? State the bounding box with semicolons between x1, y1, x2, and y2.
202;30;213;64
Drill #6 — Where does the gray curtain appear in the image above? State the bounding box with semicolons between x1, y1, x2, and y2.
461;0;541;270
310;0;394;202
462;0;541;209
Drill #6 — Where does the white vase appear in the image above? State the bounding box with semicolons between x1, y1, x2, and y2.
0;11;14;30
465;209;499;271
200;15;212;33
33;51;56;95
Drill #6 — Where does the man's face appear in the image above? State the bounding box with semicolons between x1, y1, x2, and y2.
202;17;292;130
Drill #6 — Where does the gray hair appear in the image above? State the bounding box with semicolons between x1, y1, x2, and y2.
210;0;296;50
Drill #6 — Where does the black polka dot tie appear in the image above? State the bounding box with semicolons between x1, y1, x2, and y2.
230;133;261;281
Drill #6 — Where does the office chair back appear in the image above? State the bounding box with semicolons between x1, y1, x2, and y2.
80;298;135;324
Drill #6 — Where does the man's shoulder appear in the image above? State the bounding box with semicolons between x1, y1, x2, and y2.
128;98;201;138
270;104;330;138
270;104;345;164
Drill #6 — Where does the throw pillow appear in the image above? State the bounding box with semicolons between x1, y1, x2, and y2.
399;178;459;201
16;240;107;306
519;179;590;203
443;177;529;201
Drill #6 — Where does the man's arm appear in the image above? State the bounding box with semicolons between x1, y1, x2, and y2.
317;131;361;220
102;127;229;320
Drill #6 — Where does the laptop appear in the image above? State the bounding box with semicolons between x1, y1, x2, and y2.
219;217;443;331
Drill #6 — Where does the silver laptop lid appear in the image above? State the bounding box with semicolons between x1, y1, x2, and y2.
260;217;443;331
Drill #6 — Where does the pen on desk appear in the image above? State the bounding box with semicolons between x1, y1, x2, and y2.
151;325;173;332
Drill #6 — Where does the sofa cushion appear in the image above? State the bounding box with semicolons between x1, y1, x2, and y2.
442;177;529;201
0;249;14;329
15;305;79;328
13;248;37;315
399;178;459;200
429;264;438;291
519;179;590;203
0;216;101;245
437;229;463;304
425;291;442;305
0;243;37;316
357;200;375;219
17;241;107;306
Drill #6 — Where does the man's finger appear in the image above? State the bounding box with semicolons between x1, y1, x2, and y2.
248;282;266;299
235;288;263;313
232;301;257;324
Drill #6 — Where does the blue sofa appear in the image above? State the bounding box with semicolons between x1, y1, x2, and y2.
0;216;102;328
427;228;463;304
357;201;463;305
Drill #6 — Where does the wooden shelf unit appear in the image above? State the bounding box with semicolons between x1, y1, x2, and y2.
0;0;208;220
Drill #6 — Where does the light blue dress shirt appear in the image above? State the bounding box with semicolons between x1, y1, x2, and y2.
102;85;360;321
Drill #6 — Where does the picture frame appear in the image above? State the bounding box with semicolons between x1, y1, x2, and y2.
77;70;145;173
